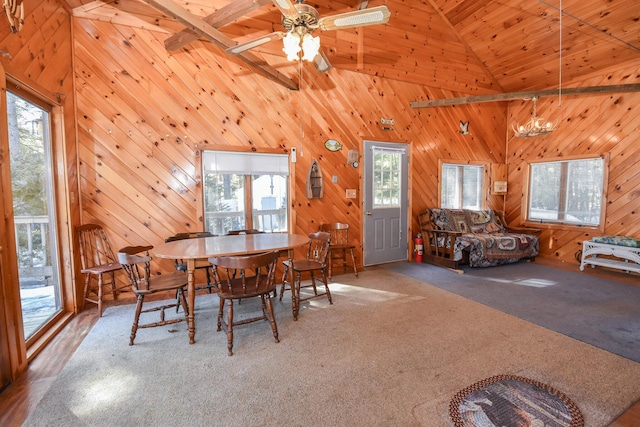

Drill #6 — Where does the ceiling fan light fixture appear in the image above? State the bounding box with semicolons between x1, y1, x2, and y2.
282;31;302;61
301;33;320;61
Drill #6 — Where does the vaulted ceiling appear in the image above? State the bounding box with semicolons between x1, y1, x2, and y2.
66;0;640;95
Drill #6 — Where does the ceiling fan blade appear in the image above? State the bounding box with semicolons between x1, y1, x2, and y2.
227;32;285;55
271;0;300;19
318;5;390;31
313;50;332;73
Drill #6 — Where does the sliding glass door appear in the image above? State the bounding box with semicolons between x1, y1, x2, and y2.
6;89;62;340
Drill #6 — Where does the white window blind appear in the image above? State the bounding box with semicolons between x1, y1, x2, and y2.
203;151;289;175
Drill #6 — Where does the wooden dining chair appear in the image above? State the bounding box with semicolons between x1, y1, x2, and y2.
319;222;358;279
165;232;216;308
209;251;280;356
226;229;263;235
280;231;332;320
117;245;189;346
76;223;123;317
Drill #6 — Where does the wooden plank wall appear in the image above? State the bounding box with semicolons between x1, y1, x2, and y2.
73;15;640;271
506;69;640;265
72;17;507;275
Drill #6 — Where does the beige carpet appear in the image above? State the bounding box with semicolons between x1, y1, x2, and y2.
24;267;640;426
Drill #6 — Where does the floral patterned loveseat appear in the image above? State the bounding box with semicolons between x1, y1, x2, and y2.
418;208;540;269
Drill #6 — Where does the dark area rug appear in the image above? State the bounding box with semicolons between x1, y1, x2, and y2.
382;261;640;363
450;374;584;427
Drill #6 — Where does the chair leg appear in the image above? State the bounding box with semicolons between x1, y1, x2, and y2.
322;269;332;304
130;295;144;346
175;289;182;313
205;268;213;293
349;248;358;277
294;271;302;319
82;273;91;307
109;271;118;300
310;272;318;295
217;297;224;332
265;294;279;343
226;299;234;356
279;264;289;302
178;288;189;316
97;274;104;317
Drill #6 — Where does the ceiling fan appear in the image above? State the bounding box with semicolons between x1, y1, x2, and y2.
226;0;390;72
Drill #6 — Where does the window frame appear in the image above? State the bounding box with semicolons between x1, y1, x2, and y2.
1;71;74;370
523;154;609;231
438;160;488;210
200;149;291;235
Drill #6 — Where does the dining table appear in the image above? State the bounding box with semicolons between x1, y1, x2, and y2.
153;233;310;344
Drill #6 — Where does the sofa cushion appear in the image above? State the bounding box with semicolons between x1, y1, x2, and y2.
432;208;504;234
592;235;640;248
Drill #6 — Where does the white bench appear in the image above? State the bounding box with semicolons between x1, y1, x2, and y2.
580;239;640;274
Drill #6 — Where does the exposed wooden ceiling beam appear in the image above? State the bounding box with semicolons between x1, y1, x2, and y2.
410;84;640;108
141;0;298;90
164;0;272;51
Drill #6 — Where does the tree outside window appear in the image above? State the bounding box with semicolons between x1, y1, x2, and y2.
202;151;289;235
528;157;604;225
441;163;483;209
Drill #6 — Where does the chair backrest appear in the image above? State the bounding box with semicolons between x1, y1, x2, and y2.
77;224;118;269
306;231;331;264
165;232;215;270
117;246;154;292
319;223;350;246
226;229;263;235
210;251;279;297
165;231;214;243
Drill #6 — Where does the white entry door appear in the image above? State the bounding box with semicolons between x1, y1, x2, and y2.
363;141;409;266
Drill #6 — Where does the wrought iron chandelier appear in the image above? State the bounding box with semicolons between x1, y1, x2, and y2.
512;96;558;138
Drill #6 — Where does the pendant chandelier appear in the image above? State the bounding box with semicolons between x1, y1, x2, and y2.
512;96;558;138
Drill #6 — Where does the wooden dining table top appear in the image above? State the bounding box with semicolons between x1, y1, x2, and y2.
153;233;310;261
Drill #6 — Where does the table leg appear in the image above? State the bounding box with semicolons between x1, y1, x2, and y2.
187;259;196;344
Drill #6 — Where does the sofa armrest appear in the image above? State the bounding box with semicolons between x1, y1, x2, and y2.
421;228;462;258
494;210;541;235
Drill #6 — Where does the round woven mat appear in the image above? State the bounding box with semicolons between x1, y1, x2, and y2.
450;374;584;427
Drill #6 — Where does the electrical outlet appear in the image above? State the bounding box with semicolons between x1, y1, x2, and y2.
346;189;357;198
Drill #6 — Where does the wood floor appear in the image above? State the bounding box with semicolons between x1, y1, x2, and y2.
1;261;639;426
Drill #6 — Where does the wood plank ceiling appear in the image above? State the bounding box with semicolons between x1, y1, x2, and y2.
66;0;640;96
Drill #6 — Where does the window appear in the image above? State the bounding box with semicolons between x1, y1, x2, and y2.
373;148;403;207
441;163;484;209
6;87;62;341
202;151;289;235
528;157;604;226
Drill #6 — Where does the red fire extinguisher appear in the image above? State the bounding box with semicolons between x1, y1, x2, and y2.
414;233;423;263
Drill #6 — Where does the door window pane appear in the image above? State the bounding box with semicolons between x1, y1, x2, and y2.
373;149;402;207
7;90;62;339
